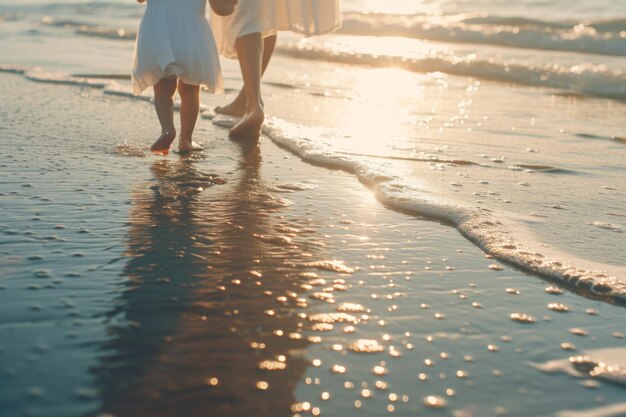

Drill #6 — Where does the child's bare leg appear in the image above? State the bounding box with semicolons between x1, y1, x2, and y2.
150;77;178;154
229;32;265;141
216;34;276;118
177;80;201;152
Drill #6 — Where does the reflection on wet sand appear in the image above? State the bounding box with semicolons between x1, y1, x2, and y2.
94;145;320;417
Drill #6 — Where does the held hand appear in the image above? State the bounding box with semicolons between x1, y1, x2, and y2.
209;0;238;17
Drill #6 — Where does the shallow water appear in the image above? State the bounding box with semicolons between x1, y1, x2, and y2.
1;71;626;417
1;1;626;415
1;0;624;294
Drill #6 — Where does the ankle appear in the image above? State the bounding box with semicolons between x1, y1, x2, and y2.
247;101;263;112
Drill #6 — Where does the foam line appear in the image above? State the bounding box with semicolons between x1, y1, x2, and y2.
2;66;624;305
276;41;626;100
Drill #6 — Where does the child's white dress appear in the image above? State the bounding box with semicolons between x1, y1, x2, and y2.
211;0;341;59
132;0;222;95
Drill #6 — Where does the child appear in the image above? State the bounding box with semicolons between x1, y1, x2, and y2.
132;0;237;154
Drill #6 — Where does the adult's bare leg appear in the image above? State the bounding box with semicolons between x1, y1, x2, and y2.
216;34;277;118
228;32;265;141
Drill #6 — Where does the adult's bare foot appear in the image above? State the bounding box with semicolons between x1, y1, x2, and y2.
215;94;246;118
178;139;203;153
150;130;176;155
228;105;264;142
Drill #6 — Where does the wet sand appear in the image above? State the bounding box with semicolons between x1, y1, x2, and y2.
0;73;625;417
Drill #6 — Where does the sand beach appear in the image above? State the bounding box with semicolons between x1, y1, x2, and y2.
1;1;625;416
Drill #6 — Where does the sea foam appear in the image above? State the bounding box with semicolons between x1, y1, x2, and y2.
253;117;626;304
276;39;626;100
340;13;626;57
39;13;626;57
30;16;626;99
3;65;625;305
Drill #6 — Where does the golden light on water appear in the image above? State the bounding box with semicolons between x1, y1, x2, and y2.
339;68;423;156
315;35;438;60
358;0;441;15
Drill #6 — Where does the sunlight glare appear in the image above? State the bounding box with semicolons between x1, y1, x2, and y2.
359;0;442;16
338;68;423;156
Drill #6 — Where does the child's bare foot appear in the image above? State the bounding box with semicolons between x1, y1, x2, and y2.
178;139;203;153
150;130;176;155
228;105;264;142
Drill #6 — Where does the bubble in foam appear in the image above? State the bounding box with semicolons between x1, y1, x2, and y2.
570;328;588;337
275;182;319;192
311;323;334;332
423;395;446;408
510;313;535;324
304;260;354;274
308;312;359;324
348;339;384;353
331;364;347;374
372;364;388;376
456;370;469;379
259;360;286;371
545;286;563;295
388;346;402;357
548;303;570;312
310;292;335;303
375;380;388;390
590;221;623;233
337;302;366;313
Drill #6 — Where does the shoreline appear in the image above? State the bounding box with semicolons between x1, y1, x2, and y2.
2;65;625;306
1;72;625;417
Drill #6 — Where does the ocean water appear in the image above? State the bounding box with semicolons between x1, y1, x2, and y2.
24;1;626;295
2;0;625;300
2;73;626;417
1;1;625;293
1;2;626;416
